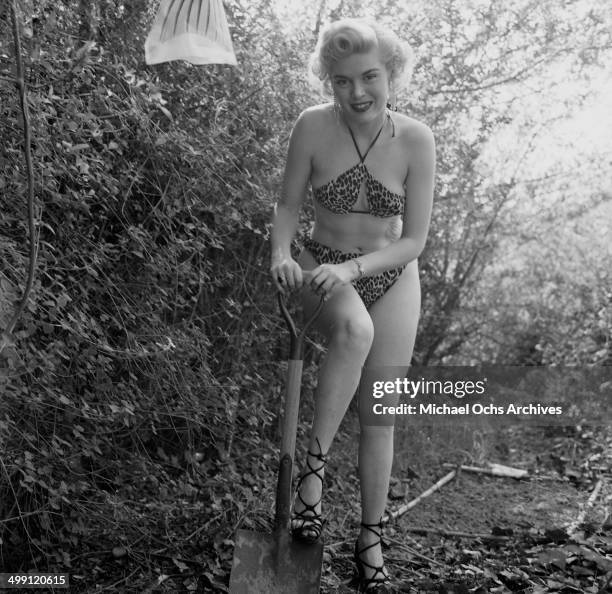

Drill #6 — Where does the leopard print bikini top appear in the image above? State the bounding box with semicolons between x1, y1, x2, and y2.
313;114;405;218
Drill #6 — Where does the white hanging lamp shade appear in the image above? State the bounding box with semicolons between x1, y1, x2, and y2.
145;0;237;66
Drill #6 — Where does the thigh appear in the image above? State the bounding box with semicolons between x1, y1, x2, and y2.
358;260;421;425
297;248;371;340
366;259;421;367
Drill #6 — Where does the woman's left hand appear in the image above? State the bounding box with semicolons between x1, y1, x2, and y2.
307;261;357;300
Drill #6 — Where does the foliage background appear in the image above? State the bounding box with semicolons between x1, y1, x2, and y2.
0;0;611;590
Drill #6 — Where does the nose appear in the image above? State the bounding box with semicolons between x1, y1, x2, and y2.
351;81;365;99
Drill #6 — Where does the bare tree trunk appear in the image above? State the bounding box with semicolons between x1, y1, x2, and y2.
1;0;38;357
313;0;327;38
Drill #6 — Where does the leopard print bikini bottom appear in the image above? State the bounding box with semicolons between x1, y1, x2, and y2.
303;238;405;309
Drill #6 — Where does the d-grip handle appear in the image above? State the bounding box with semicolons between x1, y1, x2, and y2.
277;292;325;360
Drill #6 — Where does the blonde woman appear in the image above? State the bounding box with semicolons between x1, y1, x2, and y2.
270;17;435;590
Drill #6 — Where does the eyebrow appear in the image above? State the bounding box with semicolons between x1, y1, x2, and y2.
333;68;381;79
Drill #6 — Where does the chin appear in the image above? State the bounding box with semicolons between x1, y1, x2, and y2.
357;108;385;122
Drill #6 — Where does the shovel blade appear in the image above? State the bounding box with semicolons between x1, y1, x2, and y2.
229;529;323;593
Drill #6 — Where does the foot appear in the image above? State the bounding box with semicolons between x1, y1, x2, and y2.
291;439;327;543
354;519;391;591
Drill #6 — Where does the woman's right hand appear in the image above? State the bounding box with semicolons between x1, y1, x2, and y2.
270;255;303;293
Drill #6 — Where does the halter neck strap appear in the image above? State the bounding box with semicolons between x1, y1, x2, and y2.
347;116;386;163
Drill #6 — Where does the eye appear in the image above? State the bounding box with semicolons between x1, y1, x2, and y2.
365;73;378;81
334;78;348;87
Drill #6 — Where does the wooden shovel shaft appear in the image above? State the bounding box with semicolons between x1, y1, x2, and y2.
276;358;303;530
280;358;304;463
274;294;324;531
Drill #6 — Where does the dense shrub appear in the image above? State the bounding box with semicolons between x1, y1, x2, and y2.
0;0;311;572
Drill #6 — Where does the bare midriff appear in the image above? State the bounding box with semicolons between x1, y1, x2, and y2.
310;203;403;254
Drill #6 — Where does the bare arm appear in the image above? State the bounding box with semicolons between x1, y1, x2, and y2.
270;111;314;290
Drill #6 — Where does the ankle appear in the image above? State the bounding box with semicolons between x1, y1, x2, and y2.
358;519;383;545
357;534;383;559
307;437;328;462
358;529;379;546
305;452;326;473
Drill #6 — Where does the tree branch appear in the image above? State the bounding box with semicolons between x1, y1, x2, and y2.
1;0;39;355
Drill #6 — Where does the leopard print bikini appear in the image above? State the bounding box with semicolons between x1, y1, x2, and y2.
312;112;404;217
303;238;405;310
305;113;406;308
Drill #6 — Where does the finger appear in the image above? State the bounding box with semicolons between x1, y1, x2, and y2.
311;267;336;291
285;268;300;290
309;266;326;286
309;272;326;293
294;266;303;288
274;272;286;293
319;277;336;295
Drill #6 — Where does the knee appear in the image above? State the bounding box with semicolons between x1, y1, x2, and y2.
331;315;374;354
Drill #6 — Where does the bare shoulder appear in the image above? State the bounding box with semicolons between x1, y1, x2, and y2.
300;103;335;125
292;103;335;144
392;113;435;151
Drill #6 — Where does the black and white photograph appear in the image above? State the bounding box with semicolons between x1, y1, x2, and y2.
1;0;611;592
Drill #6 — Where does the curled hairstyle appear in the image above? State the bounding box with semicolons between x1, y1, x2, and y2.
309;18;415;96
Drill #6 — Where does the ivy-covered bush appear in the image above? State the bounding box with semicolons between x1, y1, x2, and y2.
0;0;312;573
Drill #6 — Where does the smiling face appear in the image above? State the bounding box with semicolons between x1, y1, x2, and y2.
330;47;390;126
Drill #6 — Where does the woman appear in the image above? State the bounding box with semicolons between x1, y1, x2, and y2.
270;17;435;591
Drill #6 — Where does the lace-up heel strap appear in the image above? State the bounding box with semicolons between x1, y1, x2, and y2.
360;518;384;542
307;437;328;462
301;437;327;481
354;518;390;591
291;438;327;544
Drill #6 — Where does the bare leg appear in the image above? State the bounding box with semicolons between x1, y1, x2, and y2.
357;259;421;580
292;249;374;529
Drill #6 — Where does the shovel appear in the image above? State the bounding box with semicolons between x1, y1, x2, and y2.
229;292;325;593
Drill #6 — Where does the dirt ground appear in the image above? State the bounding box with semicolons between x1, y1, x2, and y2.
313;416;612;593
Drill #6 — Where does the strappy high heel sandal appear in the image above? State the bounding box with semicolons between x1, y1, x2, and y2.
354;518;391;592
290;438;327;544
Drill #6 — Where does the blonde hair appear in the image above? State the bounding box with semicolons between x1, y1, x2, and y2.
309;18;414;96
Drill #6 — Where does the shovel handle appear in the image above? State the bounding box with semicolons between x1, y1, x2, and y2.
274;292;324;531
277;292;325;360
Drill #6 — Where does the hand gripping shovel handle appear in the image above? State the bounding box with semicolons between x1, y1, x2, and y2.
274;292;325;531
